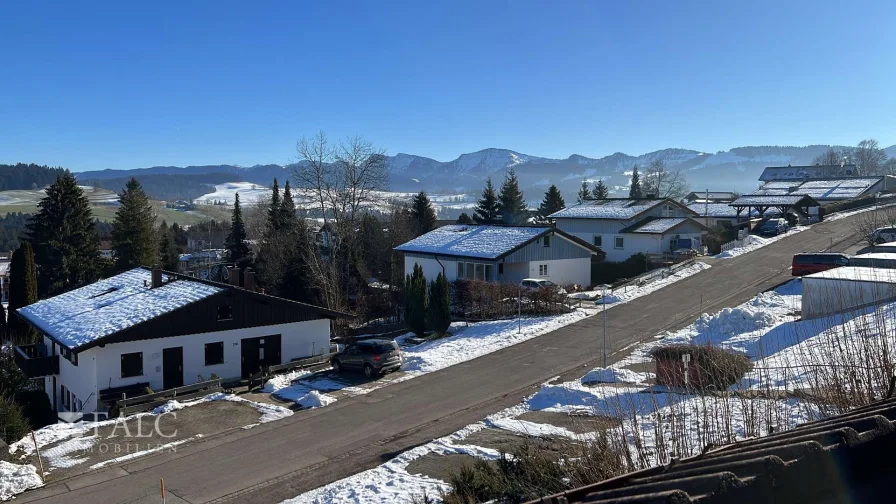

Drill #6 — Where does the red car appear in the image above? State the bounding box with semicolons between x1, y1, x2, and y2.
791;253;849;276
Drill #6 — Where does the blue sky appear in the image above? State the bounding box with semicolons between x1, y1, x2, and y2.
2;1;894;171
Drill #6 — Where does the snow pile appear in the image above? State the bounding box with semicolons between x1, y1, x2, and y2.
262;369;314;394
715;228;805;259
581;367;651;385
693;306;778;339
295;390;337;409
0;461;42;501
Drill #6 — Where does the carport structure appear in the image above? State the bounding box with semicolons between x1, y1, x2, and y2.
729;194;820;225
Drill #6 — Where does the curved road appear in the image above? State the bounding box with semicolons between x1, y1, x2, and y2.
19;212;865;504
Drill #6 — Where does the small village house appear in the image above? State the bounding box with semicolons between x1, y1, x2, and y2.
396;225;602;287
13;266;346;417
549;198;710;262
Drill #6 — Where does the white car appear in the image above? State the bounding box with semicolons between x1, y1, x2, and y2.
520;278;567;294
870;227;896;244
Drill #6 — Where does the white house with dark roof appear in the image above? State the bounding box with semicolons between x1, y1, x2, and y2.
13;266;346;416
549;198;710;262
395;225;602;287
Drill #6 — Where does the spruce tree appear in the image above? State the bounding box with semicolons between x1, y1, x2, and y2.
473;177;500;224
410;191;437;236
629;166;643;199
498;168;528;225
577;179;592;203
225;193;251;267
111;177;157;271
279;180;298;230
26;173;99;296
456;212;474;225
537;185;566;222
8;242;38;342
426;272;451;336
158;221;179;271
404;263;427;337
267;178;281;230
593;180;610;199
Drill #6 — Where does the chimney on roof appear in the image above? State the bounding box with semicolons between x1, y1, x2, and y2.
244;267;255;292
229;266;240;286
151;264;163;288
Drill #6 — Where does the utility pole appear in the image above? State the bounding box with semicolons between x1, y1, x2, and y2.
602;285;608;367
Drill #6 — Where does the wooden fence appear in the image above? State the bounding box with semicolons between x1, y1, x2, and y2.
116;379;222;416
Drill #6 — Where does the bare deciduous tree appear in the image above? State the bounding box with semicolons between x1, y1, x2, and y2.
854;139;887;176
642;159;689;199
812;147;847;171
851;206;896;245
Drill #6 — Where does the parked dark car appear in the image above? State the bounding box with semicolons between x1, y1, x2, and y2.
791;253;849;276
756;218;789;237
331;339;402;378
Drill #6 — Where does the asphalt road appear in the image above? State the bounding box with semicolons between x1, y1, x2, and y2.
18;212;866;504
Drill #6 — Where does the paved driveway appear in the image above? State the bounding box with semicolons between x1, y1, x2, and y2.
18;214;863;504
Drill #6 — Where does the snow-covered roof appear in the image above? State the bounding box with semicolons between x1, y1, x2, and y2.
395;225;548;259
805;266;896;284
626;218;689;234
731;195;813;206
751;178;881;201
18;268;223;349
687;203;744;218
549;199;675;220
759;165;859;181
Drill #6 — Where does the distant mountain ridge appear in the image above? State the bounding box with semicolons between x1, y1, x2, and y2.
76;144;896;198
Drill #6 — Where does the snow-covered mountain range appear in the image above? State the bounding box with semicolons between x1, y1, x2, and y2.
78;144;896;199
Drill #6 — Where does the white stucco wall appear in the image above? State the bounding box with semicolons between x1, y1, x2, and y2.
523;258;591;287
84;319;330;405
44;336;99;413
404;255;457;282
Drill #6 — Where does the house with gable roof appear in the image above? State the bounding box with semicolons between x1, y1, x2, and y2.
395;225;603;287
13;266;348;416
549;198;710;262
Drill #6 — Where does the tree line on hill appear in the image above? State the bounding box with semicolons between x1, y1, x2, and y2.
0;163;69;191
811;138;896;176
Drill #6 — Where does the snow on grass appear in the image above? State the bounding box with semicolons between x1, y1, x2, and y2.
581;367;652;385
714;227;806;259
573;262;710;305
286;411;512;504
399;310;592;375
150;392;293;423
0;461;43;501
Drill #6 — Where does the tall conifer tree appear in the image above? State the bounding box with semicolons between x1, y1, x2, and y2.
473;177;500;224
498;168;528;225
111;177;157;271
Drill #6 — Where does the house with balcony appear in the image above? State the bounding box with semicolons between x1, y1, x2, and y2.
549;198;710;262
395;225;603;287
14;266;347;418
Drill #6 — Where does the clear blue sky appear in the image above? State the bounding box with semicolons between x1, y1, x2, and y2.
2;1;894;171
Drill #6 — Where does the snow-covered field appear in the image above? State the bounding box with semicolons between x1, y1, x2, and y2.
195;182;271;205
291;278;889;503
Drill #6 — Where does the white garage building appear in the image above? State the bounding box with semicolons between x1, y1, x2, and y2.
396;225;603;287
801;267;896;319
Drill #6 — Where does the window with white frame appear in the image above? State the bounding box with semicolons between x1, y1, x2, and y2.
457;261;493;280
538;264;548;276
593;235;602;248
614;236;624;249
